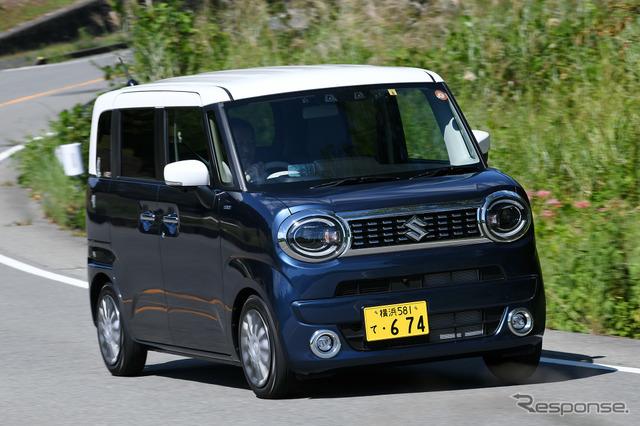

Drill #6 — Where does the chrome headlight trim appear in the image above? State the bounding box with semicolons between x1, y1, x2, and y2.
478;190;531;242
277;210;351;263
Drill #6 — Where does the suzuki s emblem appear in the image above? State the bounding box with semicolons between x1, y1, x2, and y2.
404;216;429;242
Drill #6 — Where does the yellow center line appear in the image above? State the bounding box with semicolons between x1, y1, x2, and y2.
0;77;105;109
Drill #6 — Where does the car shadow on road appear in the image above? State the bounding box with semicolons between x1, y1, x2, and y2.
142;359;250;390
142;349;613;398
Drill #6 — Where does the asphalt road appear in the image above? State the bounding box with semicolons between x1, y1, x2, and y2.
0;53;639;426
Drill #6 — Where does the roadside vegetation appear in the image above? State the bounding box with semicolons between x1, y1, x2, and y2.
17;105;90;229
0;0;77;32
18;0;640;337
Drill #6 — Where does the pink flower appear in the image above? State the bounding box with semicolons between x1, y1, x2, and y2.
573;200;591;209
536;190;551;199
545;198;562;208
597;207;608;213
525;190;535;200
541;210;555;219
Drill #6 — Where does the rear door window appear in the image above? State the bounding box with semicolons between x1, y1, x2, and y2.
120;108;157;179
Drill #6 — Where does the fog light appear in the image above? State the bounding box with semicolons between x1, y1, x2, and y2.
310;330;341;359
507;308;533;336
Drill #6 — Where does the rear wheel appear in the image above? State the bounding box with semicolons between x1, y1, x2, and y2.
483;342;541;384
239;295;295;398
96;284;147;376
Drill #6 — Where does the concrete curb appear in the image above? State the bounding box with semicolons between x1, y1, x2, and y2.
0;153;87;280
0;0;116;55
34;42;128;65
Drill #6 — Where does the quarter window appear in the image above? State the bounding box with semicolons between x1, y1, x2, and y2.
120;108;156;179
96;111;112;177
208;112;233;185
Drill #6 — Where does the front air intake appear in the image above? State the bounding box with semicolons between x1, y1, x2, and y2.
348;208;481;250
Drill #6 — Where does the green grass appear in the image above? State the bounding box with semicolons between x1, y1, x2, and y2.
17;104;91;230
0;0;78;32
19;0;640;337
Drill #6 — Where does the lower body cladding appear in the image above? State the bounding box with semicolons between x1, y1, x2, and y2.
282;276;545;375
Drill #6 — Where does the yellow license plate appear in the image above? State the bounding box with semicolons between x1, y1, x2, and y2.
363;301;429;342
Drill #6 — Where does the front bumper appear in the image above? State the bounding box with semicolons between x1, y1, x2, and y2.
280;276;545;374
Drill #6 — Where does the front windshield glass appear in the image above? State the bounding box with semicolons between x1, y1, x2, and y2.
224;83;481;190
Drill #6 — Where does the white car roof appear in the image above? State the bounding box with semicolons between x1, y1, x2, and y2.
104;65;443;105
89;65;445;175
158;64;443;101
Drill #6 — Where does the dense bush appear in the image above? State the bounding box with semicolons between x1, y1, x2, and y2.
20;0;640;336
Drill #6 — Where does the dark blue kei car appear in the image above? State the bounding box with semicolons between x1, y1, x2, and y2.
86;65;545;398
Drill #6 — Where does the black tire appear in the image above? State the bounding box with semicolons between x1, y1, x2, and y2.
238;295;296;398
95;284;147;376
483;342;541;384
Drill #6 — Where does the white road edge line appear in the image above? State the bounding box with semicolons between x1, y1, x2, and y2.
541;356;640;375
0;144;87;289
0;144;25;162
0;254;87;289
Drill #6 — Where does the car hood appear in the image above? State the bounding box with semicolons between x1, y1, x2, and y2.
265;169;522;214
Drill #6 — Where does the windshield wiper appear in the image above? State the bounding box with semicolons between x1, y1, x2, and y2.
408;165;480;180
310;175;400;189
309;166;479;189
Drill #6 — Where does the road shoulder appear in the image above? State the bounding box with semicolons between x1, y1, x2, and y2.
0;156;86;280
543;329;640;370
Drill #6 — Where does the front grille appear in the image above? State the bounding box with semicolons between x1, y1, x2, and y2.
335;266;504;297
339;307;505;351
348;208;480;250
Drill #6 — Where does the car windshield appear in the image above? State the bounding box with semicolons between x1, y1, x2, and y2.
224;83;482;190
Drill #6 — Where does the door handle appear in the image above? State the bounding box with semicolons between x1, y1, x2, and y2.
162;212;180;238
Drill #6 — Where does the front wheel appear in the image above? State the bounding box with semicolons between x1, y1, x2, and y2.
238;295;295;398
95;284;147;376
483;342;541;384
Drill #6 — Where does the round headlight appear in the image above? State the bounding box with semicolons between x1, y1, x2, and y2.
278;212;350;262
479;191;531;242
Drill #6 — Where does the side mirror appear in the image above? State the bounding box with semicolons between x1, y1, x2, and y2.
472;129;490;162
164;160;210;187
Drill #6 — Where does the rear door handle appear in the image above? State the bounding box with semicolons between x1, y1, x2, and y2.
139;211;156;222
162;213;179;225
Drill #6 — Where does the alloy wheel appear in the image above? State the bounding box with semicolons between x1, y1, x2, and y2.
97;294;122;365
240;309;272;387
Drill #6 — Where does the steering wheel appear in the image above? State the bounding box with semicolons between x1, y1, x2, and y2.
264;161;289;180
